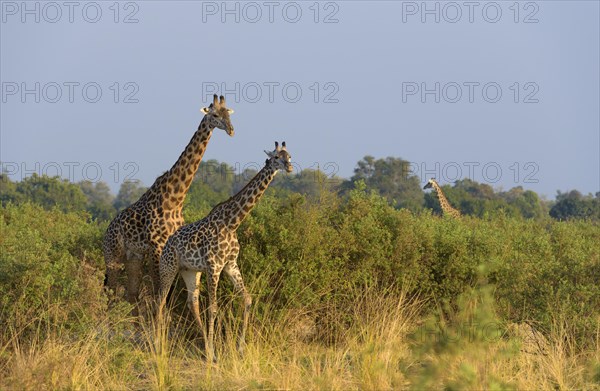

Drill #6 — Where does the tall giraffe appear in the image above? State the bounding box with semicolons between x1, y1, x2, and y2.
423;178;461;218
104;95;235;306
157;142;293;362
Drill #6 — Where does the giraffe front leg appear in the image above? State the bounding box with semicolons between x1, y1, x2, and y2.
206;270;221;363
224;262;252;358
105;255;125;297
124;258;143;316
180;270;208;349
150;245;165;297
156;248;178;321
103;227;125;296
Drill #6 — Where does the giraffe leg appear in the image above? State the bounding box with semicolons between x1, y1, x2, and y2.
224;263;252;357
150;243;166;297
180;270;209;349
156;248;178;320
103;226;125;295
206;269;221;363
125;257;143;315
105;253;125;297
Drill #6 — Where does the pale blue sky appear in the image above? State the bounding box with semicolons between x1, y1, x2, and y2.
1;1;599;199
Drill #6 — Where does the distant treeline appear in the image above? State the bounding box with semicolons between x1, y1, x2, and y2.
1;156;599;222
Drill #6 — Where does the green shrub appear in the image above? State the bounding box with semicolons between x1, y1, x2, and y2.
232;187;599;344
2;185;598;348
0;203;106;335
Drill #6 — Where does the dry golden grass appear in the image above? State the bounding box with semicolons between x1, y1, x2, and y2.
1;286;599;391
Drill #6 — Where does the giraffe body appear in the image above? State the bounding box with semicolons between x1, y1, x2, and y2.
104;95;235;306
424;178;461;218
157;142;293;362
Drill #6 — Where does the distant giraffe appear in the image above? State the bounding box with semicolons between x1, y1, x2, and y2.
157;142;293;362
424;178;461;218
104;95;235;307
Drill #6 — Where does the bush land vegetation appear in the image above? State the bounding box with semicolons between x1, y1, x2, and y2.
1;156;599;390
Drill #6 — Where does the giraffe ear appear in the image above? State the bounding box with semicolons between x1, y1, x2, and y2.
201;103;214;114
264;149;276;158
227;108;234;115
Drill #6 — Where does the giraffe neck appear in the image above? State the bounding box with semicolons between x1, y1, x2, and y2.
154;117;214;210
210;162;278;230
432;181;457;216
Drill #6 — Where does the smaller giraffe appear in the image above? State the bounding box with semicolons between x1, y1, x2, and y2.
423;178;461;218
157;141;293;362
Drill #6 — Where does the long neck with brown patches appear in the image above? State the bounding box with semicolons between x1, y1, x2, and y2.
431;181;461;217
157;116;214;210
210;162;278;230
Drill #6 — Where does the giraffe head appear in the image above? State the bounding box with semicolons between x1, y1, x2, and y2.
423;178;438;190
264;141;293;173
201;94;235;136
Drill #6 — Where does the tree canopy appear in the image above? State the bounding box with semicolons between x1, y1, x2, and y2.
342;156;424;212
550;190;600;221
424;179;547;219
113;180;147;212
1;157;597;222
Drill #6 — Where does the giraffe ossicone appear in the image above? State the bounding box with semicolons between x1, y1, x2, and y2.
201;94;234;120
157;141;293;362
103;95;236;310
